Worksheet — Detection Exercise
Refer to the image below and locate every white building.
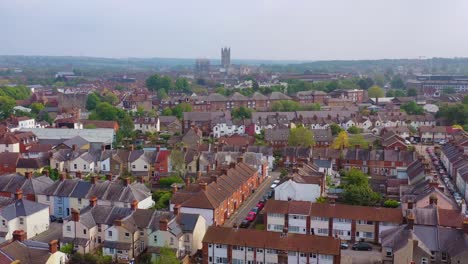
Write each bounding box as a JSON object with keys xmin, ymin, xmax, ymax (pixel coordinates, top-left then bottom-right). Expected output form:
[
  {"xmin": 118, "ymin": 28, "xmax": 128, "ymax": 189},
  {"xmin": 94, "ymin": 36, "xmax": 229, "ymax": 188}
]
[{"xmin": 274, "ymin": 177, "xmax": 322, "ymax": 202}]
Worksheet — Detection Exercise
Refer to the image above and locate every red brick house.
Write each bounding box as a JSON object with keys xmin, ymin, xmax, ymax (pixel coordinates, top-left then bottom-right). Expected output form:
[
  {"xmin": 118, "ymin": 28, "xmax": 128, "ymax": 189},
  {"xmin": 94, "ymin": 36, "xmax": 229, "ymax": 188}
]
[
  {"xmin": 170, "ymin": 162, "xmax": 259, "ymax": 226},
  {"xmin": 0, "ymin": 152, "xmax": 21, "ymax": 175}
]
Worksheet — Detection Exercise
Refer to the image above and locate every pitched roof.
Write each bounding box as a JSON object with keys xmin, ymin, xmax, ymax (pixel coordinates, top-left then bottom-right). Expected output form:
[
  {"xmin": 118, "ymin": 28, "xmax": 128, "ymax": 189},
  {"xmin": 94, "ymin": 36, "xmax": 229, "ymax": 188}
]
[{"xmin": 203, "ymin": 226, "xmax": 340, "ymax": 255}]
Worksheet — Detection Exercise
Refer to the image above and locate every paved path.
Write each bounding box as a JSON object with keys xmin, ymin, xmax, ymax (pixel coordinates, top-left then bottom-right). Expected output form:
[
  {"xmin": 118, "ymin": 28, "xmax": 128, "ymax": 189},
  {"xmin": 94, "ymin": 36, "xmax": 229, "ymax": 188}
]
[{"xmin": 224, "ymin": 171, "xmax": 280, "ymax": 227}]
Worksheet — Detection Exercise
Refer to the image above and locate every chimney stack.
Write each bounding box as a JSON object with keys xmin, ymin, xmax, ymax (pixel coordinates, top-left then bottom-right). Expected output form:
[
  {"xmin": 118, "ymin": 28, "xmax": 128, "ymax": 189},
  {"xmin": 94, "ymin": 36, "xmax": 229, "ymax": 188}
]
[
  {"xmin": 156, "ymin": 145, "xmax": 161, "ymax": 152},
  {"xmin": 49, "ymin": 240, "xmax": 58, "ymax": 254},
  {"xmin": 12, "ymin": 230, "xmax": 26, "ymax": 242},
  {"xmin": 59, "ymin": 172, "xmax": 66, "ymax": 181},
  {"xmin": 71, "ymin": 208, "xmax": 80, "ymax": 222},
  {"xmin": 159, "ymin": 218, "xmax": 168, "ymax": 231},
  {"xmin": 14, "ymin": 189, "xmax": 23, "ymax": 200},
  {"xmin": 463, "ymin": 219, "xmax": 468, "ymax": 235},
  {"xmin": 131, "ymin": 200, "xmax": 138, "ymax": 211},
  {"xmin": 90, "ymin": 176, "xmax": 97, "ymax": 184},
  {"xmin": 114, "ymin": 219, "xmax": 122, "ymax": 226},
  {"xmin": 197, "ymin": 171, "xmax": 202, "ymax": 180},
  {"xmin": 72, "ymin": 144, "xmax": 77, "ymax": 151},
  {"xmin": 408, "ymin": 200, "xmax": 414, "ymax": 209},
  {"xmin": 122, "ymin": 178, "xmax": 131, "ymax": 187},
  {"xmin": 229, "ymin": 162, "xmax": 236, "ymax": 169},
  {"xmin": 172, "ymin": 184, "xmax": 178, "ymax": 194},
  {"xmin": 407, "ymin": 213, "xmax": 414, "ymax": 230},
  {"xmin": 173, "ymin": 204, "xmax": 181, "ymax": 216},
  {"xmin": 25, "ymin": 172, "xmax": 32, "ymax": 179},
  {"xmin": 106, "ymin": 174, "xmax": 113, "ymax": 181},
  {"xmin": 89, "ymin": 197, "xmax": 97, "ymax": 207},
  {"xmin": 237, "ymin": 156, "xmax": 244, "ymax": 163},
  {"xmin": 210, "ymin": 175, "xmax": 217, "ymax": 183},
  {"xmin": 185, "ymin": 177, "xmax": 191, "ymax": 187},
  {"xmin": 221, "ymin": 168, "xmax": 227, "ymax": 176},
  {"xmin": 129, "ymin": 144, "xmax": 134, "ymax": 151},
  {"xmin": 199, "ymin": 182, "xmax": 207, "ymax": 191}
]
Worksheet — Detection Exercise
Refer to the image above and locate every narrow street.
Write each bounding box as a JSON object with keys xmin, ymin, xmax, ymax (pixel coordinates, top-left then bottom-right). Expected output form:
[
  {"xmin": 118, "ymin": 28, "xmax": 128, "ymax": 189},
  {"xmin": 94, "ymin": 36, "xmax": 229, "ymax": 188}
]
[{"xmin": 224, "ymin": 171, "xmax": 280, "ymax": 227}]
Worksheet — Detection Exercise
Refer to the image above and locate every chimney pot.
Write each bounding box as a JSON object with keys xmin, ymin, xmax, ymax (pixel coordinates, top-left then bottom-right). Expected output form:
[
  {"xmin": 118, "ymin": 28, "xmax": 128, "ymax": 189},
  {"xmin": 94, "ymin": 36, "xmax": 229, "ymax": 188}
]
[
  {"xmin": 89, "ymin": 196, "xmax": 97, "ymax": 207},
  {"xmin": 174, "ymin": 204, "xmax": 181, "ymax": 216},
  {"xmin": 12, "ymin": 230, "xmax": 26, "ymax": 242},
  {"xmin": 71, "ymin": 208, "xmax": 80, "ymax": 222},
  {"xmin": 131, "ymin": 200, "xmax": 138, "ymax": 211},
  {"xmin": 159, "ymin": 218, "xmax": 168, "ymax": 231},
  {"xmin": 14, "ymin": 189, "xmax": 23, "ymax": 200},
  {"xmin": 199, "ymin": 182, "xmax": 207, "ymax": 191}
]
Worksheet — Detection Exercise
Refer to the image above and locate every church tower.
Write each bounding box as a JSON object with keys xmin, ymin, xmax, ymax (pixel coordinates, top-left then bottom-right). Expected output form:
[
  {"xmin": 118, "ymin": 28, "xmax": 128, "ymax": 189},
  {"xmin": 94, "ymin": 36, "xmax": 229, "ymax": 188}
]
[{"xmin": 221, "ymin": 47, "xmax": 230, "ymax": 69}]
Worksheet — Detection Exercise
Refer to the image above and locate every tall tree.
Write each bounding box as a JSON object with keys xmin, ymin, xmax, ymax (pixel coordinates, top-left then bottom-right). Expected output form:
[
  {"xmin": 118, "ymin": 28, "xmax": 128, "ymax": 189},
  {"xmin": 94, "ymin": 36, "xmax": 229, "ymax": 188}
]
[
  {"xmin": 86, "ymin": 92, "xmax": 101, "ymax": 110},
  {"xmin": 332, "ymin": 131, "xmax": 350, "ymax": 150},
  {"xmin": 231, "ymin": 106, "xmax": 252, "ymax": 119},
  {"xmin": 368, "ymin": 85, "xmax": 385, "ymax": 103},
  {"xmin": 0, "ymin": 96, "xmax": 15, "ymax": 119},
  {"xmin": 288, "ymin": 126, "xmax": 315, "ymax": 147}
]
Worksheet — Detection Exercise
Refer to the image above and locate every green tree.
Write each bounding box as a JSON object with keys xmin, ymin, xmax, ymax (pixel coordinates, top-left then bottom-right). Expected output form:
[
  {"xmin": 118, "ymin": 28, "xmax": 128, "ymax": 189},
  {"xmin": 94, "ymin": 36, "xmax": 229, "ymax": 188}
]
[
  {"xmin": 341, "ymin": 169, "xmax": 380, "ymax": 206},
  {"xmin": 383, "ymin": 199, "xmax": 400, "ymax": 208},
  {"xmin": 154, "ymin": 246, "xmax": 180, "ymax": 264},
  {"xmin": 329, "ymin": 123, "xmax": 343, "ymax": 136},
  {"xmin": 90, "ymin": 102, "xmax": 119, "ymax": 120},
  {"xmin": 347, "ymin": 126, "xmax": 362, "ymax": 134},
  {"xmin": 390, "ymin": 75, "xmax": 405, "ymax": 89},
  {"xmin": 332, "ymin": 131, "xmax": 350, "ymax": 150},
  {"xmin": 232, "ymin": 106, "xmax": 252, "ymax": 119},
  {"xmin": 171, "ymin": 103, "xmax": 192, "ymax": 119},
  {"xmin": 401, "ymin": 101, "xmax": 424, "ymax": 115},
  {"xmin": 158, "ymin": 176, "xmax": 184, "ymax": 188},
  {"xmin": 288, "ymin": 126, "xmax": 315, "ymax": 147},
  {"xmin": 175, "ymin": 78, "xmax": 190, "ymax": 92},
  {"xmin": 60, "ymin": 243, "xmax": 73, "ymax": 254},
  {"xmin": 170, "ymin": 149, "xmax": 186, "ymax": 177},
  {"xmin": 271, "ymin": 100, "xmax": 301, "ymax": 111},
  {"xmin": 30, "ymin": 102, "xmax": 45, "ymax": 115},
  {"xmin": 394, "ymin": 90, "xmax": 406, "ymax": 97},
  {"xmin": 86, "ymin": 92, "xmax": 101, "ymax": 110},
  {"xmin": 102, "ymin": 93, "xmax": 118, "ymax": 105},
  {"xmin": 161, "ymin": 107, "xmax": 173, "ymax": 116},
  {"xmin": 0, "ymin": 96, "xmax": 15, "ymax": 119},
  {"xmin": 349, "ymin": 134, "xmax": 370, "ymax": 149},
  {"xmin": 368, "ymin": 85, "xmax": 385, "ymax": 103},
  {"xmin": 443, "ymin": 87, "xmax": 456, "ymax": 94},
  {"xmin": 407, "ymin": 88, "xmax": 418, "ymax": 96}
]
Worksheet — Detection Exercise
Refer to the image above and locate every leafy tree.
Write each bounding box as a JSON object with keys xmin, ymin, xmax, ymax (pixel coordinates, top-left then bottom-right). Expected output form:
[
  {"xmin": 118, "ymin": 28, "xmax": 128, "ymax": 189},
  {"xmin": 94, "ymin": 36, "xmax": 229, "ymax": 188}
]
[
  {"xmin": 271, "ymin": 100, "xmax": 301, "ymax": 111},
  {"xmin": 114, "ymin": 85, "xmax": 126, "ymax": 91},
  {"xmin": 329, "ymin": 123, "xmax": 343, "ymax": 136},
  {"xmin": 316, "ymin": 197, "xmax": 327, "ymax": 203},
  {"xmin": 171, "ymin": 103, "xmax": 192, "ymax": 119},
  {"xmin": 90, "ymin": 102, "xmax": 119, "ymax": 120},
  {"xmin": 0, "ymin": 96, "xmax": 15, "ymax": 119},
  {"xmin": 332, "ymin": 131, "xmax": 350, "ymax": 150},
  {"xmin": 60, "ymin": 243, "xmax": 73, "ymax": 254},
  {"xmin": 86, "ymin": 92, "xmax": 101, "ymax": 110},
  {"xmin": 368, "ymin": 85, "xmax": 385, "ymax": 103},
  {"xmin": 0, "ymin": 85, "xmax": 31, "ymax": 100},
  {"xmin": 175, "ymin": 78, "xmax": 190, "ymax": 93},
  {"xmin": 349, "ymin": 134, "xmax": 370, "ymax": 149},
  {"xmin": 386, "ymin": 90, "xmax": 395, "ymax": 97},
  {"xmin": 341, "ymin": 169, "xmax": 380, "ymax": 206},
  {"xmin": 152, "ymin": 190, "xmax": 173, "ymax": 209},
  {"xmin": 157, "ymin": 89, "xmax": 169, "ymax": 99},
  {"xmin": 158, "ymin": 176, "xmax": 184, "ymax": 188},
  {"xmin": 394, "ymin": 90, "xmax": 406, "ymax": 97},
  {"xmin": 347, "ymin": 126, "xmax": 362, "ymax": 134},
  {"xmin": 288, "ymin": 126, "xmax": 315, "ymax": 147},
  {"xmin": 383, "ymin": 199, "xmax": 400, "ymax": 208},
  {"xmin": 154, "ymin": 246, "xmax": 180, "ymax": 264},
  {"xmin": 301, "ymin": 103, "xmax": 321, "ymax": 111},
  {"xmin": 401, "ymin": 101, "xmax": 424, "ymax": 115},
  {"xmin": 407, "ymin": 88, "xmax": 418, "ymax": 96},
  {"xmin": 69, "ymin": 252, "xmax": 112, "ymax": 264},
  {"xmin": 232, "ymin": 106, "xmax": 252, "ymax": 119},
  {"xmin": 102, "ymin": 93, "xmax": 118, "ymax": 105},
  {"xmin": 161, "ymin": 107, "xmax": 173, "ymax": 116},
  {"xmin": 170, "ymin": 149, "xmax": 186, "ymax": 177},
  {"xmin": 357, "ymin": 77, "xmax": 374, "ymax": 90},
  {"xmin": 280, "ymin": 168, "xmax": 288, "ymax": 179},
  {"xmin": 30, "ymin": 102, "xmax": 45, "ymax": 115},
  {"xmin": 390, "ymin": 75, "xmax": 405, "ymax": 89}
]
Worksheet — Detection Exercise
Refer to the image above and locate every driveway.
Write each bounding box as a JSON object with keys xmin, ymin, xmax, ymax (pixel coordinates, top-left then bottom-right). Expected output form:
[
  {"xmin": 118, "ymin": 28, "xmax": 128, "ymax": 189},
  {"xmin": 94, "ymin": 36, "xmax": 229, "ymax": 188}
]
[
  {"xmin": 31, "ymin": 222, "xmax": 63, "ymax": 243},
  {"xmin": 224, "ymin": 171, "xmax": 280, "ymax": 227}
]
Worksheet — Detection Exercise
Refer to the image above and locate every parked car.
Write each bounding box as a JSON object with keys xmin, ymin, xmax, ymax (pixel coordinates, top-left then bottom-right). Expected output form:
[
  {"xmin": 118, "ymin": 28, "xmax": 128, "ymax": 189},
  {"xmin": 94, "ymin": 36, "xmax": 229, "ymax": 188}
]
[
  {"xmin": 250, "ymin": 207, "xmax": 259, "ymax": 214},
  {"xmin": 340, "ymin": 242, "xmax": 349, "ymax": 249},
  {"xmin": 267, "ymin": 189, "xmax": 274, "ymax": 198},
  {"xmin": 246, "ymin": 211, "xmax": 257, "ymax": 221},
  {"xmin": 270, "ymin": 184, "xmax": 278, "ymax": 189},
  {"xmin": 240, "ymin": 220, "xmax": 250, "ymax": 228},
  {"xmin": 273, "ymin": 179, "xmax": 280, "ymax": 184},
  {"xmin": 352, "ymin": 242, "xmax": 373, "ymax": 251},
  {"xmin": 256, "ymin": 201, "xmax": 265, "ymax": 211},
  {"xmin": 57, "ymin": 217, "xmax": 64, "ymax": 223},
  {"xmin": 50, "ymin": 215, "xmax": 57, "ymax": 222}
]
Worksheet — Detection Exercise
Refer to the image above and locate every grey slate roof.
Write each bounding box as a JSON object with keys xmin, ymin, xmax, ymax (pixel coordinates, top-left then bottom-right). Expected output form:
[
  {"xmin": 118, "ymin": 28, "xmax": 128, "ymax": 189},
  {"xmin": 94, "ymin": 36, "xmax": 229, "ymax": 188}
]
[
  {"xmin": 0, "ymin": 198, "xmax": 49, "ymax": 221},
  {"xmin": 0, "ymin": 174, "xmax": 53, "ymax": 196}
]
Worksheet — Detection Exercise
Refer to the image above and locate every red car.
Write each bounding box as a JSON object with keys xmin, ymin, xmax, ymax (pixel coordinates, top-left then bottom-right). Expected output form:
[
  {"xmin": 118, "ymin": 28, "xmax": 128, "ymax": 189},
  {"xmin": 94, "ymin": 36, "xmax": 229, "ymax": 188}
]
[
  {"xmin": 246, "ymin": 211, "xmax": 257, "ymax": 221},
  {"xmin": 256, "ymin": 201, "xmax": 265, "ymax": 211}
]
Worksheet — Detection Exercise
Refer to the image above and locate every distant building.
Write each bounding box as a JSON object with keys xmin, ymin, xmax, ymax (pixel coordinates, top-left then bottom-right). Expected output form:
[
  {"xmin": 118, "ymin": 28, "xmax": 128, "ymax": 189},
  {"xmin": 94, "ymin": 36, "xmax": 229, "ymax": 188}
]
[
  {"xmin": 195, "ymin": 59, "xmax": 210, "ymax": 76},
  {"xmin": 221, "ymin": 47, "xmax": 230, "ymax": 69},
  {"xmin": 407, "ymin": 74, "xmax": 468, "ymax": 97}
]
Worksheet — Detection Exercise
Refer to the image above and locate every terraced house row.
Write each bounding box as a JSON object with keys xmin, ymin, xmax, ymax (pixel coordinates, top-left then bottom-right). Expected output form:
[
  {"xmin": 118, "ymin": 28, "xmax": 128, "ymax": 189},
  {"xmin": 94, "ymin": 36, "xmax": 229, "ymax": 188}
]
[{"xmin": 264, "ymin": 200, "xmax": 403, "ymax": 243}]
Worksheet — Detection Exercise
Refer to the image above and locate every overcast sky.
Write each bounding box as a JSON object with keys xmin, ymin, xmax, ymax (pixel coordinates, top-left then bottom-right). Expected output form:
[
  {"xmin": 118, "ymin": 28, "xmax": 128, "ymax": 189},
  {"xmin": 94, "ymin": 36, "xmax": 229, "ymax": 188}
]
[{"xmin": 1, "ymin": 0, "xmax": 468, "ymax": 61}]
